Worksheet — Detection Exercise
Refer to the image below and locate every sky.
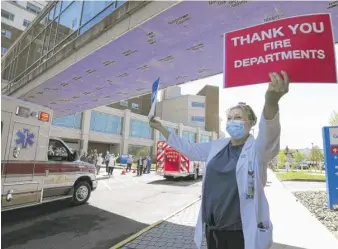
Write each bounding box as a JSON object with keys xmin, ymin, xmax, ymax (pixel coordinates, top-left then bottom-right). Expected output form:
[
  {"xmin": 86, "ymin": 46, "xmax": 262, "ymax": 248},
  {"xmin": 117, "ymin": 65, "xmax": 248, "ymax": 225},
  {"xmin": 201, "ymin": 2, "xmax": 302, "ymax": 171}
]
[{"xmin": 177, "ymin": 44, "xmax": 338, "ymax": 150}]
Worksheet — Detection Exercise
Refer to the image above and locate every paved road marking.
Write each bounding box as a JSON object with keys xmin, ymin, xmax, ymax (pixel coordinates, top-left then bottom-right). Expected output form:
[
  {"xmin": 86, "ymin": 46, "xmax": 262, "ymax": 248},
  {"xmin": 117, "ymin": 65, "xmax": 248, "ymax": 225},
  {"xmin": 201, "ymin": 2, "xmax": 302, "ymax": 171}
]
[{"xmin": 102, "ymin": 181, "xmax": 112, "ymax": 191}]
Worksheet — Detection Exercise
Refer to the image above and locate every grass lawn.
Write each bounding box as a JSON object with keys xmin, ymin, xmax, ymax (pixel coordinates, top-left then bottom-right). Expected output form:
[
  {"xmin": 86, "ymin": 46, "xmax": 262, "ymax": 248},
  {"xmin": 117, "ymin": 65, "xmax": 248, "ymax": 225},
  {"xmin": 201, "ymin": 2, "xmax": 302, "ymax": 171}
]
[{"xmin": 275, "ymin": 171, "xmax": 326, "ymax": 182}]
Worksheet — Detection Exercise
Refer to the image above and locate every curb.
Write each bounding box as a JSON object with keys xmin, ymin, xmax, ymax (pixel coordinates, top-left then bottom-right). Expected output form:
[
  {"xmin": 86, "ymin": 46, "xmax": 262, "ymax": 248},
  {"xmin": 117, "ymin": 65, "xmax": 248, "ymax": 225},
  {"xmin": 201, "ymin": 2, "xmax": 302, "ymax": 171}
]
[
  {"xmin": 280, "ymin": 179, "xmax": 326, "ymax": 183},
  {"xmin": 109, "ymin": 197, "xmax": 201, "ymax": 249}
]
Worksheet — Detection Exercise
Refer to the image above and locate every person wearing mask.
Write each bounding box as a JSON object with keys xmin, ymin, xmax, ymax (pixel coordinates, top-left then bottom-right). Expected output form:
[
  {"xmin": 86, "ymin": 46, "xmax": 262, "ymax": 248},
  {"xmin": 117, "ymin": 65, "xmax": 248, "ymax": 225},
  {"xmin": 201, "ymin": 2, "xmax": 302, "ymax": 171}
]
[
  {"xmin": 149, "ymin": 71, "xmax": 289, "ymax": 249},
  {"xmin": 137, "ymin": 157, "xmax": 143, "ymax": 176},
  {"xmin": 126, "ymin": 155, "xmax": 133, "ymax": 172},
  {"xmin": 107, "ymin": 153, "xmax": 119, "ymax": 177},
  {"xmin": 105, "ymin": 151, "xmax": 111, "ymax": 173}
]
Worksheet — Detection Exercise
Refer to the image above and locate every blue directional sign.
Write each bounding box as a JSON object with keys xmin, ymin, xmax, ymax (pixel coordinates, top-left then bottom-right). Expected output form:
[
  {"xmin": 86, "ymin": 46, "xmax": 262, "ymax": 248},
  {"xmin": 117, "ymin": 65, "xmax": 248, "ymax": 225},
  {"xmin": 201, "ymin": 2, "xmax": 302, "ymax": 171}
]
[{"xmin": 322, "ymin": 126, "xmax": 338, "ymax": 209}]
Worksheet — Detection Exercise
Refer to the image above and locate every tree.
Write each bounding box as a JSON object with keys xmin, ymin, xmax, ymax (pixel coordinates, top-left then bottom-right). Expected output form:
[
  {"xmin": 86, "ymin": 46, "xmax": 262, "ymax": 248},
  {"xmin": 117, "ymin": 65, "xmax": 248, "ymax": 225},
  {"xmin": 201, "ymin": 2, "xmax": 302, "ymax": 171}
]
[
  {"xmin": 277, "ymin": 150, "xmax": 286, "ymax": 169},
  {"xmin": 293, "ymin": 151, "xmax": 305, "ymax": 169},
  {"xmin": 308, "ymin": 146, "xmax": 324, "ymax": 169},
  {"xmin": 329, "ymin": 110, "xmax": 338, "ymax": 126}
]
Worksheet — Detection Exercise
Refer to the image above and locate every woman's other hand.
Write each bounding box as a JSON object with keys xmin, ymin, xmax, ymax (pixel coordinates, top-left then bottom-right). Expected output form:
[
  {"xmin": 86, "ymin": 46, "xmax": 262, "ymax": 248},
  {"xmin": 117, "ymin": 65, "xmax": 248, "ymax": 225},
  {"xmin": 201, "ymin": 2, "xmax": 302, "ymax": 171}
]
[
  {"xmin": 265, "ymin": 71, "xmax": 290, "ymax": 105},
  {"xmin": 149, "ymin": 118, "xmax": 170, "ymax": 140},
  {"xmin": 149, "ymin": 118, "xmax": 163, "ymax": 131}
]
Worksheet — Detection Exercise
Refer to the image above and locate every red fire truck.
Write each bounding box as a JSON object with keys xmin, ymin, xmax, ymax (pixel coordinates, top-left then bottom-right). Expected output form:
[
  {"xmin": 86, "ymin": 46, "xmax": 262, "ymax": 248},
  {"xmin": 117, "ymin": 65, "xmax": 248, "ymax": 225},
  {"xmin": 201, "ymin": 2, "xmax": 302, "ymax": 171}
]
[
  {"xmin": 1, "ymin": 95, "xmax": 98, "ymax": 211},
  {"xmin": 156, "ymin": 141, "xmax": 205, "ymax": 180}
]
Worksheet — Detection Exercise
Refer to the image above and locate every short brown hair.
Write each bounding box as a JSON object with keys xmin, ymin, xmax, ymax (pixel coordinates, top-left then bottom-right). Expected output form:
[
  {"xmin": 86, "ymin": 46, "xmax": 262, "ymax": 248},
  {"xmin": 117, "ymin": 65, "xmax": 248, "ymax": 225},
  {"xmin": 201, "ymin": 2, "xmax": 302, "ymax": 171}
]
[{"xmin": 226, "ymin": 102, "xmax": 257, "ymax": 126}]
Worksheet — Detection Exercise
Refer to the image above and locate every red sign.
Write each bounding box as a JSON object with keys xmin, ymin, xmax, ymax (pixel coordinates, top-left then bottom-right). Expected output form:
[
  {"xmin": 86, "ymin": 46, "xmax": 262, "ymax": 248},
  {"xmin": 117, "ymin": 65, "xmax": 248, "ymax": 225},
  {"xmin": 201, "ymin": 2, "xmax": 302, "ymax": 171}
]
[
  {"xmin": 224, "ymin": 14, "xmax": 337, "ymax": 88},
  {"xmin": 331, "ymin": 145, "xmax": 338, "ymax": 154}
]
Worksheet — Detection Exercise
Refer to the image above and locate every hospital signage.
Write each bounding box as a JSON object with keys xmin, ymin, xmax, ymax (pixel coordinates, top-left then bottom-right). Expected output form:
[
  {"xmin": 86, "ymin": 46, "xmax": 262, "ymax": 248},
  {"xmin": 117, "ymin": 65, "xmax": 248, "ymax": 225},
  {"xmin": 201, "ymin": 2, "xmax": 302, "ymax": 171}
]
[
  {"xmin": 322, "ymin": 126, "xmax": 338, "ymax": 209},
  {"xmin": 224, "ymin": 14, "xmax": 337, "ymax": 88}
]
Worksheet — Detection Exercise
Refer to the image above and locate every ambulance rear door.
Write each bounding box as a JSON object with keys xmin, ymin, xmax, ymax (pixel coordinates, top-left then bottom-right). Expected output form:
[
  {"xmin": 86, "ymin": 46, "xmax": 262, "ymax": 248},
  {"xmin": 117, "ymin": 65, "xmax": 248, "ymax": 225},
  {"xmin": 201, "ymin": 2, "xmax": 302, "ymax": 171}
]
[{"xmin": 2, "ymin": 121, "xmax": 40, "ymax": 209}]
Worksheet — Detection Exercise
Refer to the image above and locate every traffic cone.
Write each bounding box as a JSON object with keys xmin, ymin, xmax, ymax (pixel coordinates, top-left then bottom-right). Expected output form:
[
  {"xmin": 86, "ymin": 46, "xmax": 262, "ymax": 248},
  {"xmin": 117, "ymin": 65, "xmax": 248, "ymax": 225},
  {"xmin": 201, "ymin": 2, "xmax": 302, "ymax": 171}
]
[{"xmin": 121, "ymin": 167, "xmax": 126, "ymax": 175}]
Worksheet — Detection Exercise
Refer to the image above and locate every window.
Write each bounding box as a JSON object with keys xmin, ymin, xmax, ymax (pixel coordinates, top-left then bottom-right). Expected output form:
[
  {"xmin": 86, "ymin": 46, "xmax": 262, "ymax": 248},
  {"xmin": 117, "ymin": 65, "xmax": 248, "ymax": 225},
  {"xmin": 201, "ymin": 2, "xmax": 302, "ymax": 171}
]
[
  {"xmin": 55, "ymin": 1, "xmax": 82, "ymax": 45},
  {"xmin": 48, "ymin": 139, "xmax": 70, "ymax": 161},
  {"xmin": 23, "ymin": 19, "xmax": 31, "ymax": 28},
  {"xmin": 129, "ymin": 119, "xmax": 152, "ymax": 139},
  {"xmin": 52, "ymin": 112, "xmax": 82, "ymax": 129},
  {"xmin": 191, "ymin": 116, "xmax": 205, "ymax": 122},
  {"xmin": 182, "ymin": 131, "xmax": 195, "ymax": 142},
  {"xmin": 1, "ymin": 47, "xmax": 8, "ymax": 56},
  {"xmin": 1, "ymin": 9, "xmax": 15, "ymax": 21},
  {"xmin": 159, "ymin": 126, "xmax": 178, "ymax": 141},
  {"xmin": 90, "ymin": 111, "xmax": 122, "ymax": 135},
  {"xmin": 120, "ymin": 100, "xmax": 128, "ymax": 107},
  {"xmin": 132, "ymin": 103, "xmax": 139, "ymax": 110},
  {"xmin": 1, "ymin": 29, "xmax": 12, "ymax": 39},
  {"xmin": 200, "ymin": 135, "xmax": 211, "ymax": 143},
  {"xmin": 191, "ymin": 102, "xmax": 205, "ymax": 108},
  {"xmin": 81, "ymin": 1, "xmax": 112, "ymax": 26},
  {"xmin": 79, "ymin": 1, "xmax": 116, "ymax": 35},
  {"xmin": 26, "ymin": 2, "xmax": 41, "ymax": 14}
]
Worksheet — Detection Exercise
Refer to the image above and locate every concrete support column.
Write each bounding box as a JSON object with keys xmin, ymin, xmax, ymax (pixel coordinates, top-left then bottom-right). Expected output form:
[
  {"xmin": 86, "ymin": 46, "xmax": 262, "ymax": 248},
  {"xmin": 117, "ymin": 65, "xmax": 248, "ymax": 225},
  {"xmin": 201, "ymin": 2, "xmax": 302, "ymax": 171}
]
[
  {"xmin": 196, "ymin": 127, "xmax": 201, "ymax": 143},
  {"xmin": 121, "ymin": 109, "xmax": 131, "ymax": 154},
  {"xmin": 178, "ymin": 123, "xmax": 184, "ymax": 137},
  {"xmin": 80, "ymin": 110, "xmax": 91, "ymax": 152},
  {"xmin": 212, "ymin": 131, "xmax": 218, "ymax": 140}
]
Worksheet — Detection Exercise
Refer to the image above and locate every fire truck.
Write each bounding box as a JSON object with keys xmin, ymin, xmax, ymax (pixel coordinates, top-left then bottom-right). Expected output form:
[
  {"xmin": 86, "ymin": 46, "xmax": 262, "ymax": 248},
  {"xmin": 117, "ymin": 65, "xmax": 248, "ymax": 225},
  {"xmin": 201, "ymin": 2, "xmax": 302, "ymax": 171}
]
[
  {"xmin": 156, "ymin": 141, "xmax": 205, "ymax": 180},
  {"xmin": 1, "ymin": 95, "xmax": 98, "ymax": 211}
]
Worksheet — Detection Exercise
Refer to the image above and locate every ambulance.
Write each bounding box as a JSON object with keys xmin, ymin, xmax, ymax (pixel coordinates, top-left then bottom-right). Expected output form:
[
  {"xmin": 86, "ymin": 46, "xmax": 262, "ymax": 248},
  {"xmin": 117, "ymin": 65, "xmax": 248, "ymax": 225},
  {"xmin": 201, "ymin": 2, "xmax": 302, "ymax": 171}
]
[
  {"xmin": 1, "ymin": 95, "xmax": 98, "ymax": 212},
  {"xmin": 156, "ymin": 141, "xmax": 205, "ymax": 180}
]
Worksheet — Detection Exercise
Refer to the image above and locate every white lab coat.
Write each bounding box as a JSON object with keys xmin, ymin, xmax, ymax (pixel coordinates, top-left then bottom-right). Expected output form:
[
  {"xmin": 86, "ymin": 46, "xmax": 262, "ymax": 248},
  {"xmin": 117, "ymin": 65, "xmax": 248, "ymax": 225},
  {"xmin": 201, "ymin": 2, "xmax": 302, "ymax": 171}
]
[{"xmin": 167, "ymin": 112, "xmax": 281, "ymax": 249}]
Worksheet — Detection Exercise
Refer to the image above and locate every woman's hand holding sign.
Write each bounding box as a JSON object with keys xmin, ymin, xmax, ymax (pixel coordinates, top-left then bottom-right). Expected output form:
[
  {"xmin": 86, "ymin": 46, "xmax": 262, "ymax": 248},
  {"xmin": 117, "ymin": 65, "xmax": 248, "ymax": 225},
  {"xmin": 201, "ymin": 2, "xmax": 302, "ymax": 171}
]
[{"xmin": 264, "ymin": 71, "xmax": 290, "ymax": 120}]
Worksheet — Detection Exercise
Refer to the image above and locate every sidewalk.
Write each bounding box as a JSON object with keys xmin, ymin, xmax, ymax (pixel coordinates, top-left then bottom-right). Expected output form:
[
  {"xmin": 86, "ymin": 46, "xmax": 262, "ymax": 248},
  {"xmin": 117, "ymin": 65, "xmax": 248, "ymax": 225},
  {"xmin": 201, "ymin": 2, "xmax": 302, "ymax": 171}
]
[
  {"xmin": 96, "ymin": 165, "xmax": 154, "ymax": 180},
  {"xmin": 116, "ymin": 170, "xmax": 338, "ymax": 249}
]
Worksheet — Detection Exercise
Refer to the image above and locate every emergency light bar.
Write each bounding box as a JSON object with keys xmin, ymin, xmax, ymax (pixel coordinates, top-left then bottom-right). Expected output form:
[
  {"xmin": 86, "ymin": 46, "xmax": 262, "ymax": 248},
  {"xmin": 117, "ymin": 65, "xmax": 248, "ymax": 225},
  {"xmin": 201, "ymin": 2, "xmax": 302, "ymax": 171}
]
[{"xmin": 38, "ymin": 112, "xmax": 50, "ymax": 122}]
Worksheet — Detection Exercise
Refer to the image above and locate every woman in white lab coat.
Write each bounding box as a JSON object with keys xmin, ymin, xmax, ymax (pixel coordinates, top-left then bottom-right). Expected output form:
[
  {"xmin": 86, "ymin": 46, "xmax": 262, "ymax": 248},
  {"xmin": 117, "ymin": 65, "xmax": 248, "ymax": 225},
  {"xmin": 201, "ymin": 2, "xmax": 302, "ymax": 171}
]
[{"xmin": 149, "ymin": 71, "xmax": 289, "ymax": 249}]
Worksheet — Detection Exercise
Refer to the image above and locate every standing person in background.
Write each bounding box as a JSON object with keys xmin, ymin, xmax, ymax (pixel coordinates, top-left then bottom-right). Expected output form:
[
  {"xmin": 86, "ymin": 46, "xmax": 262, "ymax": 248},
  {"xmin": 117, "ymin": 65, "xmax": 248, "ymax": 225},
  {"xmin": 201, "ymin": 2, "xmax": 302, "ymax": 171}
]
[
  {"xmin": 147, "ymin": 156, "xmax": 152, "ymax": 174},
  {"xmin": 143, "ymin": 157, "xmax": 148, "ymax": 174},
  {"xmin": 108, "ymin": 153, "xmax": 120, "ymax": 177},
  {"xmin": 93, "ymin": 149, "xmax": 99, "ymax": 175},
  {"xmin": 126, "ymin": 155, "xmax": 133, "ymax": 172},
  {"xmin": 105, "ymin": 151, "xmax": 111, "ymax": 173},
  {"xmin": 137, "ymin": 157, "xmax": 143, "ymax": 176}
]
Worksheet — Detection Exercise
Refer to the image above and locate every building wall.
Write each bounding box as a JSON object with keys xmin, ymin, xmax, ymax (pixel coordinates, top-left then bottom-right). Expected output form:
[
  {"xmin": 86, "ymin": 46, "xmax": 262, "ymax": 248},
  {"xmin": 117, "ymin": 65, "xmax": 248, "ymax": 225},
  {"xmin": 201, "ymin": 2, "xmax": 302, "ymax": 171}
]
[
  {"xmin": 51, "ymin": 106, "xmax": 217, "ymax": 157},
  {"xmin": 198, "ymin": 85, "xmax": 220, "ymax": 135},
  {"xmin": 107, "ymin": 93, "xmax": 151, "ymax": 116},
  {"xmin": 156, "ymin": 94, "xmax": 206, "ymax": 129},
  {"xmin": 1, "ymin": 1, "xmax": 47, "ymax": 57}
]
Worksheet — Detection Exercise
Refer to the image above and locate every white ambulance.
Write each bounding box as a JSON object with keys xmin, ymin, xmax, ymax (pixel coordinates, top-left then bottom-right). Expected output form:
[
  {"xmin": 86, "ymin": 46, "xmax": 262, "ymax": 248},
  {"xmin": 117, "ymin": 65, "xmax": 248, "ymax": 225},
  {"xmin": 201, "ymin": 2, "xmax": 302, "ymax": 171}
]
[
  {"xmin": 1, "ymin": 95, "xmax": 98, "ymax": 211},
  {"xmin": 156, "ymin": 141, "xmax": 205, "ymax": 180}
]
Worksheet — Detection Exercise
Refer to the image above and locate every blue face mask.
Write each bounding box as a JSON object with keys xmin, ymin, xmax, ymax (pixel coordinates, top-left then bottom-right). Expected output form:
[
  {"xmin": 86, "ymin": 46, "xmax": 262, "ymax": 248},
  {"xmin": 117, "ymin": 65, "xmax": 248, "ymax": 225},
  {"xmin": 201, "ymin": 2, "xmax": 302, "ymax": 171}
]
[{"xmin": 226, "ymin": 120, "xmax": 246, "ymax": 139}]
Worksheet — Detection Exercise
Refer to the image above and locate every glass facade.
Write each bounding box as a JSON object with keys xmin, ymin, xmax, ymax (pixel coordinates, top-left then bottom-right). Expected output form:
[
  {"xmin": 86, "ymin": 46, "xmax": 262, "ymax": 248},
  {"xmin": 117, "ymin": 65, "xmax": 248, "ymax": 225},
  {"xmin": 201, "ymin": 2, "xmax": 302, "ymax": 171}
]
[
  {"xmin": 1, "ymin": 0, "xmax": 128, "ymax": 88},
  {"xmin": 129, "ymin": 119, "xmax": 152, "ymax": 139},
  {"xmin": 52, "ymin": 112, "xmax": 82, "ymax": 129},
  {"xmin": 90, "ymin": 111, "xmax": 122, "ymax": 135},
  {"xmin": 182, "ymin": 131, "xmax": 195, "ymax": 142},
  {"xmin": 200, "ymin": 134, "xmax": 211, "ymax": 143},
  {"xmin": 159, "ymin": 126, "xmax": 178, "ymax": 141}
]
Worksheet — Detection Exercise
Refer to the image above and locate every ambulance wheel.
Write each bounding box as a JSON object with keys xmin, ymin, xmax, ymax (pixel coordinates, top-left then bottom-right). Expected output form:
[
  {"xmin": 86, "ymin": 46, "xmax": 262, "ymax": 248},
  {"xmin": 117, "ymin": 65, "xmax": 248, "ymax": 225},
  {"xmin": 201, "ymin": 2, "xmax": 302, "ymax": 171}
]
[{"xmin": 72, "ymin": 181, "xmax": 91, "ymax": 205}]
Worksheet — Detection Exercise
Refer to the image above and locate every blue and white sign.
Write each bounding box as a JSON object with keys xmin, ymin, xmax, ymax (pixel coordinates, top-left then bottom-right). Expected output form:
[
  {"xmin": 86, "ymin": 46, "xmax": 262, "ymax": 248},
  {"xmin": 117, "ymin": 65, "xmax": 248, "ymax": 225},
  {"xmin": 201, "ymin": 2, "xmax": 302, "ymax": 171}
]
[
  {"xmin": 148, "ymin": 78, "xmax": 160, "ymax": 120},
  {"xmin": 322, "ymin": 126, "xmax": 338, "ymax": 209},
  {"xmin": 120, "ymin": 154, "xmax": 129, "ymax": 165}
]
